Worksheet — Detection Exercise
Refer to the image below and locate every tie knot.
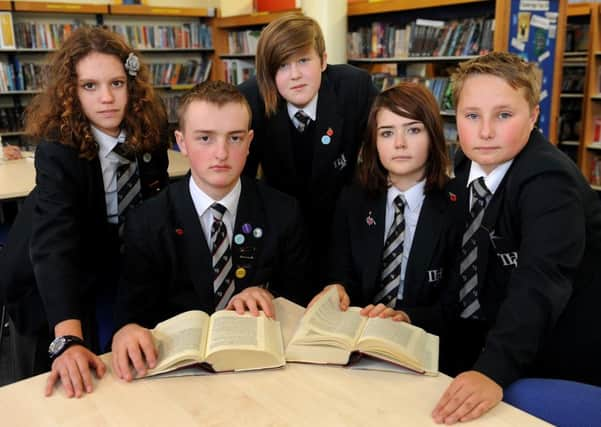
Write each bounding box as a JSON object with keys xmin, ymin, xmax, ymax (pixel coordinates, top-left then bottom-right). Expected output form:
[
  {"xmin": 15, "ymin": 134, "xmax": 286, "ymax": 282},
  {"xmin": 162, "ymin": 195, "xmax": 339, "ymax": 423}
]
[
  {"xmin": 113, "ymin": 143, "xmax": 134, "ymax": 161},
  {"xmin": 294, "ymin": 110, "xmax": 311, "ymax": 126},
  {"xmin": 211, "ymin": 203, "xmax": 226, "ymax": 220},
  {"xmin": 471, "ymin": 177, "xmax": 491, "ymax": 201},
  {"xmin": 393, "ymin": 194, "xmax": 405, "ymax": 213}
]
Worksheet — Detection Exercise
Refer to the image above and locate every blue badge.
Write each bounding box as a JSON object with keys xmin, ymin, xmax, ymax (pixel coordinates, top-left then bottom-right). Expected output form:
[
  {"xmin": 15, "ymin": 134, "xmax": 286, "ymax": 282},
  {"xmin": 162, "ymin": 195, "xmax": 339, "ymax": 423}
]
[
  {"xmin": 321, "ymin": 135, "xmax": 331, "ymax": 145},
  {"xmin": 242, "ymin": 223, "xmax": 252, "ymax": 234},
  {"xmin": 252, "ymin": 227, "xmax": 263, "ymax": 239},
  {"xmin": 234, "ymin": 234, "xmax": 245, "ymax": 245}
]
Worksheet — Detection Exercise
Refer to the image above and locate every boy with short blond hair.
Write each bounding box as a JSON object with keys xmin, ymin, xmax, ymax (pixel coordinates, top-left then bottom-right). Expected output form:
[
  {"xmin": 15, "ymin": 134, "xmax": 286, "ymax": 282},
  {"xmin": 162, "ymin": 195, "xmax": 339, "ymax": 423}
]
[
  {"xmin": 432, "ymin": 52, "xmax": 601, "ymax": 423},
  {"xmin": 111, "ymin": 81, "xmax": 309, "ymax": 381}
]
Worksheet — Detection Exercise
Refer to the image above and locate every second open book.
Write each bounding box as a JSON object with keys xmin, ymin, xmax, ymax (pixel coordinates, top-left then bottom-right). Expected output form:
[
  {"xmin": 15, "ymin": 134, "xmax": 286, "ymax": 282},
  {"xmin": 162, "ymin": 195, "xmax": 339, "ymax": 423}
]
[{"xmin": 285, "ymin": 287, "xmax": 439, "ymax": 375}]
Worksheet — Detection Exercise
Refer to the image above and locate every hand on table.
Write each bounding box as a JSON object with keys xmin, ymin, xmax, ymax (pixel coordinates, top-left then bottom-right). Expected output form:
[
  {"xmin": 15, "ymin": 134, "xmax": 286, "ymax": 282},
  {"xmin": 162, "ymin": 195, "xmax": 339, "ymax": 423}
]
[
  {"xmin": 45, "ymin": 345, "xmax": 105, "ymax": 398},
  {"xmin": 111, "ymin": 323, "xmax": 157, "ymax": 382},
  {"xmin": 432, "ymin": 370, "xmax": 503, "ymax": 424}
]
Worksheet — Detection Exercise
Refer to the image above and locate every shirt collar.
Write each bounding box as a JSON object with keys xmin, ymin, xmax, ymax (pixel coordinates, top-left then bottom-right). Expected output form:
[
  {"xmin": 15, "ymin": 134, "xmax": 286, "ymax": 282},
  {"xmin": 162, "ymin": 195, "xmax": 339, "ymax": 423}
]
[
  {"xmin": 92, "ymin": 125, "xmax": 127, "ymax": 159},
  {"xmin": 387, "ymin": 179, "xmax": 426, "ymax": 212},
  {"xmin": 287, "ymin": 94, "xmax": 318, "ymax": 124},
  {"xmin": 188, "ymin": 176, "xmax": 242, "ymax": 219},
  {"xmin": 467, "ymin": 160, "xmax": 513, "ymax": 195}
]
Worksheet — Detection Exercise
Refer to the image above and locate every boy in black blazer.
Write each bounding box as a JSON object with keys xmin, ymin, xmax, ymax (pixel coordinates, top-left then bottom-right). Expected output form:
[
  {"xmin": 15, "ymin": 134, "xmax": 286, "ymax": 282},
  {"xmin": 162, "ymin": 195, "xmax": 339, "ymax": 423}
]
[
  {"xmin": 111, "ymin": 81, "xmax": 310, "ymax": 381},
  {"xmin": 432, "ymin": 52, "xmax": 601, "ymax": 424},
  {"xmin": 238, "ymin": 14, "xmax": 378, "ymax": 293}
]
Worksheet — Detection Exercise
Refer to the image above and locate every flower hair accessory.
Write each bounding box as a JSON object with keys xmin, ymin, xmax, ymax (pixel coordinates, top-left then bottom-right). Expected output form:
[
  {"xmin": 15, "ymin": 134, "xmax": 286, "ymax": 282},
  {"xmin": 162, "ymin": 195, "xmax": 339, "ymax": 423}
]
[{"xmin": 124, "ymin": 52, "xmax": 139, "ymax": 77}]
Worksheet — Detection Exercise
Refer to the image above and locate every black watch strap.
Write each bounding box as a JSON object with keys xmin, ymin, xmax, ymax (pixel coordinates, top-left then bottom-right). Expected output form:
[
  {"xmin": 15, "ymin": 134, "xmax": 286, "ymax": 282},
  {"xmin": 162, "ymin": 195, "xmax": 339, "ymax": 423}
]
[{"xmin": 48, "ymin": 335, "xmax": 86, "ymax": 361}]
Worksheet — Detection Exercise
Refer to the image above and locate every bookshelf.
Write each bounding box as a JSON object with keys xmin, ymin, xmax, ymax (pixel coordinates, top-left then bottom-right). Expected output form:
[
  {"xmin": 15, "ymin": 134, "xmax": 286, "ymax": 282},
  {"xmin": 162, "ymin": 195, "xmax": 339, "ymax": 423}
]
[
  {"xmin": 580, "ymin": 3, "xmax": 601, "ymax": 187},
  {"xmin": 346, "ymin": 0, "xmax": 511, "ymax": 163},
  {"xmin": 558, "ymin": 4, "xmax": 590, "ymax": 164},
  {"xmin": 211, "ymin": 9, "xmax": 302, "ymax": 85},
  {"xmin": 0, "ymin": 2, "xmax": 216, "ymax": 143}
]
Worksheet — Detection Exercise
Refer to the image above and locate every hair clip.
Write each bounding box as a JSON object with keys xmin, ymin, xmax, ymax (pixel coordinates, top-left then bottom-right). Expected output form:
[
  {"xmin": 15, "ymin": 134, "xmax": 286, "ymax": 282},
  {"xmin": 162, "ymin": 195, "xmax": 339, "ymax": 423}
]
[{"xmin": 124, "ymin": 52, "xmax": 139, "ymax": 77}]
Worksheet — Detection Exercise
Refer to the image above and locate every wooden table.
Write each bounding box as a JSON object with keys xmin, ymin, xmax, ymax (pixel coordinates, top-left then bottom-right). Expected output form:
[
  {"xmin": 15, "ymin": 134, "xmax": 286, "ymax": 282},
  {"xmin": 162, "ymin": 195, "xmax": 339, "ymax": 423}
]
[
  {"xmin": 0, "ymin": 299, "xmax": 550, "ymax": 427},
  {"xmin": 0, "ymin": 150, "xmax": 190, "ymax": 201}
]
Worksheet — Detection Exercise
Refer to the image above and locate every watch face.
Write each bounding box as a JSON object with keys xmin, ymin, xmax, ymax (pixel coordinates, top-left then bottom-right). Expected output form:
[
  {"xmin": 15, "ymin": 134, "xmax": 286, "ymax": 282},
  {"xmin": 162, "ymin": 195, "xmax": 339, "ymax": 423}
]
[{"xmin": 49, "ymin": 336, "xmax": 67, "ymax": 355}]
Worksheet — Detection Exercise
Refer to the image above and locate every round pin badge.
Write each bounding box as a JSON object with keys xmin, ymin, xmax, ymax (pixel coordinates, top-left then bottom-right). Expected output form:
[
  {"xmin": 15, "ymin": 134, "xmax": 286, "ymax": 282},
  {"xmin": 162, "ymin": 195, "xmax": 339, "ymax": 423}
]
[
  {"xmin": 143, "ymin": 152, "xmax": 152, "ymax": 163},
  {"xmin": 326, "ymin": 128, "xmax": 334, "ymax": 136},
  {"xmin": 234, "ymin": 234, "xmax": 245, "ymax": 245},
  {"xmin": 235, "ymin": 267, "xmax": 247, "ymax": 279},
  {"xmin": 241, "ymin": 223, "xmax": 252, "ymax": 234},
  {"xmin": 321, "ymin": 135, "xmax": 331, "ymax": 145},
  {"xmin": 252, "ymin": 227, "xmax": 263, "ymax": 239}
]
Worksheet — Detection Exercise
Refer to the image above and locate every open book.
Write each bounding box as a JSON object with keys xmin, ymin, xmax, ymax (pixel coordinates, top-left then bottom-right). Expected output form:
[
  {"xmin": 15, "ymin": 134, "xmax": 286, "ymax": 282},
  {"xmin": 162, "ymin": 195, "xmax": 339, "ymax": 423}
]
[
  {"xmin": 285, "ymin": 287, "xmax": 439, "ymax": 375},
  {"xmin": 144, "ymin": 309, "xmax": 285, "ymax": 377}
]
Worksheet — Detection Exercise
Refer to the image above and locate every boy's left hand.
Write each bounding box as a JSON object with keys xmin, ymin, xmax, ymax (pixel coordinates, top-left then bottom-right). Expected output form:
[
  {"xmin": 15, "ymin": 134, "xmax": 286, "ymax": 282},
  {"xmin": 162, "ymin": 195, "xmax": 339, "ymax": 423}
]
[
  {"xmin": 227, "ymin": 286, "xmax": 275, "ymax": 318},
  {"xmin": 432, "ymin": 371, "xmax": 502, "ymax": 424},
  {"xmin": 360, "ymin": 303, "xmax": 410, "ymax": 322}
]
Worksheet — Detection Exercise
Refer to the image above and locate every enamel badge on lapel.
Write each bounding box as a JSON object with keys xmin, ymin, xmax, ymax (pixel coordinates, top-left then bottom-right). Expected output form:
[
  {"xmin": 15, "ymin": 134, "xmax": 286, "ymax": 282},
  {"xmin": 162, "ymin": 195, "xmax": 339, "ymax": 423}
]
[
  {"xmin": 252, "ymin": 227, "xmax": 263, "ymax": 239},
  {"xmin": 143, "ymin": 152, "xmax": 152, "ymax": 163},
  {"xmin": 449, "ymin": 192, "xmax": 457, "ymax": 202},
  {"xmin": 175, "ymin": 228, "xmax": 184, "ymax": 236},
  {"xmin": 366, "ymin": 211, "xmax": 376, "ymax": 227},
  {"xmin": 242, "ymin": 223, "xmax": 252, "ymax": 234},
  {"xmin": 234, "ymin": 234, "xmax": 245, "ymax": 245},
  {"xmin": 321, "ymin": 128, "xmax": 333, "ymax": 145}
]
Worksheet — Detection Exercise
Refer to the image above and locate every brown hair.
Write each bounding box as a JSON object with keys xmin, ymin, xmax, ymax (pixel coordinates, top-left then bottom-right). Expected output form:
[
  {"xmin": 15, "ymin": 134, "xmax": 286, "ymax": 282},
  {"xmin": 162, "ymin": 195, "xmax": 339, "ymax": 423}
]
[
  {"xmin": 358, "ymin": 82, "xmax": 449, "ymax": 196},
  {"xmin": 25, "ymin": 26, "xmax": 167, "ymax": 159},
  {"xmin": 176, "ymin": 80, "xmax": 252, "ymax": 131},
  {"xmin": 255, "ymin": 14, "xmax": 326, "ymax": 116},
  {"xmin": 451, "ymin": 51, "xmax": 542, "ymax": 110}
]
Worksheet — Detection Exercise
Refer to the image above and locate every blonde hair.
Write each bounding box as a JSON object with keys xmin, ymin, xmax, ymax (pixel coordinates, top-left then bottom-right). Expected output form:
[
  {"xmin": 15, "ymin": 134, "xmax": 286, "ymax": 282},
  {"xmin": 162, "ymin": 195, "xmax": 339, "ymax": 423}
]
[
  {"xmin": 451, "ymin": 51, "xmax": 542, "ymax": 110},
  {"xmin": 255, "ymin": 14, "xmax": 326, "ymax": 116}
]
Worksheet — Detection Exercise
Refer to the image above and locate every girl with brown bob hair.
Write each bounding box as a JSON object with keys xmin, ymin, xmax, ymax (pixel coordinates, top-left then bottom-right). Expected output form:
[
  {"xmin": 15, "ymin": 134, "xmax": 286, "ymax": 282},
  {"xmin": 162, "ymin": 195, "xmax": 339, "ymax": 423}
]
[
  {"xmin": 0, "ymin": 26, "xmax": 169, "ymax": 397},
  {"xmin": 310, "ymin": 83, "xmax": 458, "ymax": 331}
]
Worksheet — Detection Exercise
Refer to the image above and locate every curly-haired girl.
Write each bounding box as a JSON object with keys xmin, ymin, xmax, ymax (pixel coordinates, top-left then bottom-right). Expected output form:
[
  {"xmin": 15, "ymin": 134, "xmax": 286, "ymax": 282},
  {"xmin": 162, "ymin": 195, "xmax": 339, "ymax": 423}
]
[{"xmin": 0, "ymin": 26, "xmax": 169, "ymax": 397}]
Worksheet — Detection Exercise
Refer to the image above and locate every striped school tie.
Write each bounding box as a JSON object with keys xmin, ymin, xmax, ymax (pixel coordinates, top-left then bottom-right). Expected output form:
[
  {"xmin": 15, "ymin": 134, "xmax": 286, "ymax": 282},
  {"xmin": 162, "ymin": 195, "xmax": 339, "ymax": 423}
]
[
  {"xmin": 375, "ymin": 194, "xmax": 405, "ymax": 307},
  {"xmin": 113, "ymin": 143, "xmax": 142, "ymax": 236},
  {"xmin": 294, "ymin": 110, "xmax": 311, "ymax": 133},
  {"xmin": 459, "ymin": 177, "xmax": 492, "ymax": 319},
  {"xmin": 211, "ymin": 203, "xmax": 235, "ymax": 311}
]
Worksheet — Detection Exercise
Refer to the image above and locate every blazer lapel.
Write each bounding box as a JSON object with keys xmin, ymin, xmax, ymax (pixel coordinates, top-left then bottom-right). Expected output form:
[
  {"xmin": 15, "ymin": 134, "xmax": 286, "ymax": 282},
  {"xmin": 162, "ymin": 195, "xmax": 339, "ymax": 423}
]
[
  {"xmin": 312, "ymin": 73, "xmax": 344, "ymax": 181},
  {"xmin": 169, "ymin": 178, "xmax": 214, "ymax": 306},
  {"xmin": 404, "ymin": 192, "xmax": 445, "ymax": 303},
  {"xmin": 266, "ymin": 103, "xmax": 298, "ymax": 178},
  {"xmin": 362, "ymin": 193, "xmax": 387, "ymax": 301},
  {"xmin": 231, "ymin": 177, "xmax": 266, "ymax": 290}
]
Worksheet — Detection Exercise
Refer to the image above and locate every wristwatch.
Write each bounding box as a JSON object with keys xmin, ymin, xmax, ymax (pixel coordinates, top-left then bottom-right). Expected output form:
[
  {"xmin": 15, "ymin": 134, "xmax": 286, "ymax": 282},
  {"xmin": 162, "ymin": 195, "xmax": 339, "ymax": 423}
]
[{"xmin": 48, "ymin": 335, "xmax": 86, "ymax": 361}]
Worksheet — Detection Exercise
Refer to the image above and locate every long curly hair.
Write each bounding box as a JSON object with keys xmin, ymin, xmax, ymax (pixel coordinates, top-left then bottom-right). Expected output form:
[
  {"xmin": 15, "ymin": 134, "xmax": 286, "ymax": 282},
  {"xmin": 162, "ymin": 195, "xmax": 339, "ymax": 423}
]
[{"xmin": 25, "ymin": 26, "xmax": 167, "ymax": 159}]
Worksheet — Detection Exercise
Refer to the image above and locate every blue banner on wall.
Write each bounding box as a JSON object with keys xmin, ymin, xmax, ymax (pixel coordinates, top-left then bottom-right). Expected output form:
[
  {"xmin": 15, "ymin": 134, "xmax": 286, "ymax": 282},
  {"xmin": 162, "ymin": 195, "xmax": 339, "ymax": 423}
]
[{"xmin": 508, "ymin": 0, "xmax": 560, "ymax": 138}]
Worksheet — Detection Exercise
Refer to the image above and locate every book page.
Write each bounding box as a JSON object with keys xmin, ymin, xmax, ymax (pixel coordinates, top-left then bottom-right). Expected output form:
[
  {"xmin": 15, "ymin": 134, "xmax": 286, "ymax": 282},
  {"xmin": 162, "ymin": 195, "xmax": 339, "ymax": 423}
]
[
  {"xmin": 296, "ymin": 286, "xmax": 366, "ymax": 346},
  {"xmin": 205, "ymin": 311, "xmax": 285, "ymax": 372},
  {"xmin": 149, "ymin": 310, "xmax": 210, "ymax": 374},
  {"xmin": 356, "ymin": 317, "xmax": 439, "ymax": 375}
]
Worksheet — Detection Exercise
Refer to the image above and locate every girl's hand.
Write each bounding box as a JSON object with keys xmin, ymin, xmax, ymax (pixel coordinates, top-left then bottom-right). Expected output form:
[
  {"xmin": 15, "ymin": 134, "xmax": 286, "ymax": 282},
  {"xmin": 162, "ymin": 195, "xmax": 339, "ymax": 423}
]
[
  {"xmin": 307, "ymin": 284, "xmax": 350, "ymax": 311},
  {"xmin": 360, "ymin": 303, "xmax": 411, "ymax": 322}
]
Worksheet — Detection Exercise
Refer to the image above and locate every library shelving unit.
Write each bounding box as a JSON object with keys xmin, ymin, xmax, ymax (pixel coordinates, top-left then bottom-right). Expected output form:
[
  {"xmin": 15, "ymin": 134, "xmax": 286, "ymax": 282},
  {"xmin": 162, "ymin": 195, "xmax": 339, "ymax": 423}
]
[
  {"xmin": 0, "ymin": 2, "xmax": 106, "ymax": 145},
  {"xmin": 346, "ymin": 0, "xmax": 510, "ymax": 161},
  {"xmin": 0, "ymin": 2, "xmax": 216, "ymax": 141},
  {"xmin": 579, "ymin": 3, "xmax": 601, "ymax": 189},
  {"xmin": 105, "ymin": 4, "xmax": 215, "ymax": 125},
  {"xmin": 558, "ymin": 2, "xmax": 593, "ymax": 165},
  {"xmin": 211, "ymin": 9, "xmax": 302, "ymax": 85}
]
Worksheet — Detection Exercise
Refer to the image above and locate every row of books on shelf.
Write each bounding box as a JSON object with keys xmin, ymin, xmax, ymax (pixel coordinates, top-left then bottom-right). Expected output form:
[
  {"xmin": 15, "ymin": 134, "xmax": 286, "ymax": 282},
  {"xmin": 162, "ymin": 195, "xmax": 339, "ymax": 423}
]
[
  {"xmin": 13, "ymin": 21, "xmax": 86, "ymax": 49},
  {"xmin": 348, "ymin": 17, "xmax": 494, "ymax": 59},
  {"xmin": 565, "ymin": 23, "xmax": 589, "ymax": 53},
  {"xmin": 561, "ymin": 67, "xmax": 585, "ymax": 93},
  {"xmin": 161, "ymin": 94, "xmax": 182, "ymax": 124},
  {"xmin": 149, "ymin": 59, "xmax": 212, "ymax": 86},
  {"xmin": 371, "ymin": 73, "xmax": 453, "ymax": 112},
  {"xmin": 0, "ymin": 106, "xmax": 24, "ymax": 132},
  {"xmin": 0, "ymin": 60, "xmax": 45, "ymax": 92},
  {"xmin": 223, "ymin": 59, "xmax": 255, "ymax": 86},
  {"xmin": 227, "ymin": 29, "xmax": 261, "ymax": 55},
  {"xmin": 109, "ymin": 23, "xmax": 212, "ymax": 50}
]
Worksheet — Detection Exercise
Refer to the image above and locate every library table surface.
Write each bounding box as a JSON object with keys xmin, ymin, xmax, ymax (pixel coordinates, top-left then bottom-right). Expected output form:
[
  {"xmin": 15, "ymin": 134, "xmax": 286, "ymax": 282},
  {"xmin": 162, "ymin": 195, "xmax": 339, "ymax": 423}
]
[
  {"xmin": 0, "ymin": 299, "xmax": 550, "ymax": 427},
  {"xmin": 0, "ymin": 149, "xmax": 190, "ymax": 201}
]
